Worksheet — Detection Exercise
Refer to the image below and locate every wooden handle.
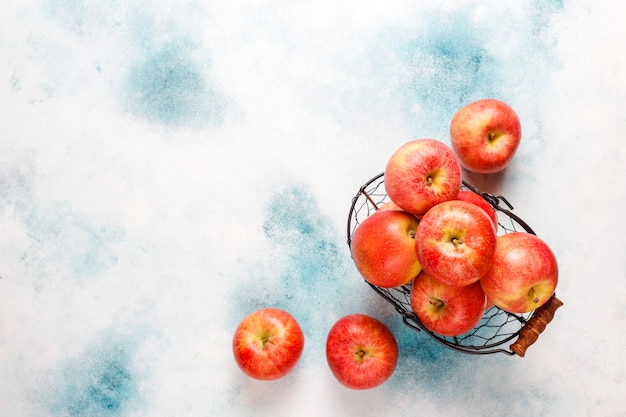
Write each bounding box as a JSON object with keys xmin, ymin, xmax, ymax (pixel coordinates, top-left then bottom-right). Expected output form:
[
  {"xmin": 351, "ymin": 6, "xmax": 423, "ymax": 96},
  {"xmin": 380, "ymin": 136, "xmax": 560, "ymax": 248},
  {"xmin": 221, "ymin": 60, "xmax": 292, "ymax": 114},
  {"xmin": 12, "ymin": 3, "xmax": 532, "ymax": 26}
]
[{"xmin": 510, "ymin": 295, "xmax": 563, "ymax": 357}]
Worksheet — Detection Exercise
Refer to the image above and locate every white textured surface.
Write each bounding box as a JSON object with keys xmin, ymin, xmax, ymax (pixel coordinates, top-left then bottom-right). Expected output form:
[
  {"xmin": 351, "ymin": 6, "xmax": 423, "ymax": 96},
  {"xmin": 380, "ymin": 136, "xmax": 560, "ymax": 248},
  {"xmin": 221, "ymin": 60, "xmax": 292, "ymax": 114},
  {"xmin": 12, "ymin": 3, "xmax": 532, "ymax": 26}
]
[{"xmin": 1, "ymin": 1, "xmax": 624, "ymax": 416}]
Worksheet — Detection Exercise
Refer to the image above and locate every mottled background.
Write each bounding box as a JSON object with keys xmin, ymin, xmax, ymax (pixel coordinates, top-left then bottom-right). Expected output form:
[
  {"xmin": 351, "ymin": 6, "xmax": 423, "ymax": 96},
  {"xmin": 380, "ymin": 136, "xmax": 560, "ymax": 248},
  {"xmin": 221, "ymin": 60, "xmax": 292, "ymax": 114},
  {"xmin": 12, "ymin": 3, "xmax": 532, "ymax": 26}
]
[{"xmin": 1, "ymin": 1, "xmax": 624, "ymax": 416}]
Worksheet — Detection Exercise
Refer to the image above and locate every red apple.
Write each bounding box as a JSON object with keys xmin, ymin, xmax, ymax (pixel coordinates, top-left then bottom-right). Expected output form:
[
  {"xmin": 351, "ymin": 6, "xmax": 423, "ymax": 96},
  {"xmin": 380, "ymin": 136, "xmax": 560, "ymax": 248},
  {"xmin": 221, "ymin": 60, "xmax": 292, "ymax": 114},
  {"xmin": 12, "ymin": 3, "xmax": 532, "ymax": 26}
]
[
  {"xmin": 410, "ymin": 271, "xmax": 487, "ymax": 336},
  {"xmin": 232, "ymin": 308, "xmax": 304, "ymax": 380},
  {"xmin": 326, "ymin": 314, "xmax": 398, "ymax": 390},
  {"xmin": 480, "ymin": 232, "xmax": 558, "ymax": 314},
  {"xmin": 450, "ymin": 98, "xmax": 522, "ymax": 173},
  {"xmin": 455, "ymin": 189, "xmax": 498, "ymax": 230},
  {"xmin": 350, "ymin": 209, "xmax": 422, "ymax": 288},
  {"xmin": 415, "ymin": 200, "xmax": 496, "ymax": 287},
  {"xmin": 384, "ymin": 139, "xmax": 462, "ymax": 216}
]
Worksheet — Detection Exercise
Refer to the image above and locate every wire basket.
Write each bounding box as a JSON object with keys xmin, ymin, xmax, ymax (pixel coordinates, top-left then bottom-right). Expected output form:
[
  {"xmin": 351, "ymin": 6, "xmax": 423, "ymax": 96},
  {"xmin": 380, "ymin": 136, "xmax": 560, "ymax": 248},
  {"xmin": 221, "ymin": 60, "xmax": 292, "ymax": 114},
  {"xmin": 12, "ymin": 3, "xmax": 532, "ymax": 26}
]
[{"xmin": 346, "ymin": 172, "xmax": 563, "ymax": 356}]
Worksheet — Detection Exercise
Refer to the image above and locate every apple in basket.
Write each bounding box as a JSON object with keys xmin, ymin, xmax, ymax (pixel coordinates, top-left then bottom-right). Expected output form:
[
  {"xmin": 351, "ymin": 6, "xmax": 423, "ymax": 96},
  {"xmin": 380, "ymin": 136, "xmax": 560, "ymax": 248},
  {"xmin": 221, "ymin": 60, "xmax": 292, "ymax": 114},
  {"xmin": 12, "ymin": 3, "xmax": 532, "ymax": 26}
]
[
  {"xmin": 326, "ymin": 314, "xmax": 398, "ymax": 390},
  {"xmin": 384, "ymin": 139, "xmax": 462, "ymax": 216},
  {"xmin": 450, "ymin": 98, "xmax": 522, "ymax": 174},
  {"xmin": 350, "ymin": 209, "xmax": 422, "ymax": 288},
  {"xmin": 480, "ymin": 232, "xmax": 558, "ymax": 314},
  {"xmin": 410, "ymin": 270, "xmax": 487, "ymax": 336},
  {"xmin": 415, "ymin": 199, "xmax": 497, "ymax": 287},
  {"xmin": 455, "ymin": 189, "xmax": 498, "ymax": 231},
  {"xmin": 232, "ymin": 308, "xmax": 304, "ymax": 380}
]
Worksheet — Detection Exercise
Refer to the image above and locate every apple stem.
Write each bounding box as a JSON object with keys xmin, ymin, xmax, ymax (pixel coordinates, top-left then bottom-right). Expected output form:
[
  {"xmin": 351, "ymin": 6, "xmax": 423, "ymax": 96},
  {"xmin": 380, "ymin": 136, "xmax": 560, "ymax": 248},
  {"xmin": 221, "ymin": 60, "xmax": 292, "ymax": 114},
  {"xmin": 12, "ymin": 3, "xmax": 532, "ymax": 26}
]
[
  {"xmin": 426, "ymin": 176, "xmax": 433, "ymax": 187},
  {"xmin": 488, "ymin": 132, "xmax": 497, "ymax": 142},
  {"xmin": 258, "ymin": 331, "xmax": 273, "ymax": 348},
  {"xmin": 354, "ymin": 347, "xmax": 370, "ymax": 362},
  {"xmin": 429, "ymin": 298, "xmax": 444, "ymax": 308},
  {"xmin": 529, "ymin": 287, "xmax": 540, "ymax": 304}
]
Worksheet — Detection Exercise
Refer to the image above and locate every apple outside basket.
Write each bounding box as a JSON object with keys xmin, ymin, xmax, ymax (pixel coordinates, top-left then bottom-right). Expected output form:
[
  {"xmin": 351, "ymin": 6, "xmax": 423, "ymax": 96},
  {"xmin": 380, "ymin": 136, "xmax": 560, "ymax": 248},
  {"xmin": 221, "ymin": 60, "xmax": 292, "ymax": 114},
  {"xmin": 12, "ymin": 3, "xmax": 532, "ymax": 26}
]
[{"xmin": 346, "ymin": 173, "xmax": 563, "ymax": 356}]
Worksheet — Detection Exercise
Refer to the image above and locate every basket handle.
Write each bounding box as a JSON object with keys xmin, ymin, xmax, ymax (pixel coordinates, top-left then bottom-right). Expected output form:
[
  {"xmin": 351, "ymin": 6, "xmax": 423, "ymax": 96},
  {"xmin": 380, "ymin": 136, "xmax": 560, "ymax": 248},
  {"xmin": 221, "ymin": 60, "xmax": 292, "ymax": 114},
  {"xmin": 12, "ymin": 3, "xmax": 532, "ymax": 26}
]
[{"xmin": 509, "ymin": 295, "xmax": 563, "ymax": 357}]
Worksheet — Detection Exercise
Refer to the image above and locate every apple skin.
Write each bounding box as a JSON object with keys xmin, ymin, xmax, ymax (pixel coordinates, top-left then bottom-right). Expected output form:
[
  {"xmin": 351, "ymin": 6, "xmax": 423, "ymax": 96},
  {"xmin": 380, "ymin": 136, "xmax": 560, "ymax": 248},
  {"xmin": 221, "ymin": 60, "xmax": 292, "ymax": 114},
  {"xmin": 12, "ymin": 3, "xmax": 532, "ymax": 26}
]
[
  {"xmin": 384, "ymin": 139, "xmax": 462, "ymax": 216},
  {"xmin": 455, "ymin": 189, "xmax": 498, "ymax": 230},
  {"xmin": 326, "ymin": 314, "xmax": 398, "ymax": 390},
  {"xmin": 350, "ymin": 209, "xmax": 422, "ymax": 288},
  {"xmin": 415, "ymin": 199, "xmax": 497, "ymax": 287},
  {"xmin": 378, "ymin": 200, "xmax": 403, "ymax": 211},
  {"xmin": 410, "ymin": 271, "xmax": 487, "ymax": 337},
  {"xmin": 485, "ymin": 295, "xmax": 496, "ymax": 310},
  {"xmin": 450, "ymin": 98, "xmax": 521, "ymax": 174},
  {"xmin": 232, "ymin": 308, "xmax": 305, "ymax": 380},
  {"xmin": 480, "ymin": 232, "xmax": 558, "ymax": 314}
]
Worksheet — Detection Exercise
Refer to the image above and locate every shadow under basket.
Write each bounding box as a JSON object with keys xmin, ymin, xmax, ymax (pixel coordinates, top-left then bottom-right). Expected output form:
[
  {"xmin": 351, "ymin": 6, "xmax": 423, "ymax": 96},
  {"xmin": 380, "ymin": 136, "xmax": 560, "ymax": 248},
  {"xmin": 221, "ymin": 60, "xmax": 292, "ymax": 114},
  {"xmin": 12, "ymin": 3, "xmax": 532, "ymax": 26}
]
[{"xmin": 346, "ymin": 172, "xmax": 563, "ymax": 356}]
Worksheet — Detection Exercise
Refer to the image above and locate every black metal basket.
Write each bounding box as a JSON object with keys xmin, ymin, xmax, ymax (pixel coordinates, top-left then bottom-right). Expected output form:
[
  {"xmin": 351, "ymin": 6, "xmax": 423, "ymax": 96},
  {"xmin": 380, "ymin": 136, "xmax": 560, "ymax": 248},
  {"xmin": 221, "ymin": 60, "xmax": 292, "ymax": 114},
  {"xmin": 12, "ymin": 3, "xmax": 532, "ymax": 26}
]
[{"xmin": 346, "ymin": 172, "xmax": 562, "ymax": 356}]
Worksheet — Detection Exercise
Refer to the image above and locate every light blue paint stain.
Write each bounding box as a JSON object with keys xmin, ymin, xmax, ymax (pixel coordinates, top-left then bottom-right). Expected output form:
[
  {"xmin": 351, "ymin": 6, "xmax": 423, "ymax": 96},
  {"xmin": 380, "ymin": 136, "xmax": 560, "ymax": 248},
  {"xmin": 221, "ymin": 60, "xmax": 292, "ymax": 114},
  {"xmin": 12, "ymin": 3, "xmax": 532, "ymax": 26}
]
[
  {"xmin": 374, "ymin": 2, "xmax": 565, "ymax": 138},
  {"xmin": 45, "ymin": 0, "xmax": 88, "ymax": 30},
  {"xmin": 0, "ymin": 150, "xmax": 123, "ymax": 283},
  {"xmin": 24, "ymin": 202, "xmax": 123, "ymax": 280},
  {"xmin": 0, "ymin": 148, "xmax": 35, "ymax": 210},
  {"xmin": 265, "ymin": 185, "xmax": 342, "ymax": 303},
  {"xmin": 262, "ymin": 184, "xmax": 342, "ymax": 294},
  {"xmin": 126, "ymin": 37, "xmax": 225, "ymax": 127},
  {"xmin": 388, "ymin": 326, "xmax": 553, "ymax": 414},
  {"xmin": 122, "ymin": 11, "xmax": 226, "ymax": 128},
  {"xmin": 49, "ymin": 342, "xmax": 140, "ymax": 417},
  {"xmin": 229, "ymin": 183, "xmax": 349, "ymax": 353},
  {"xmin": 390, "ymin": 319, "xmax": 464, "ymax": 385},
  {"xmin": 43, "ymin": 1, "xmax": 226, "ymax": 127},
  {"xmin": 530, "ymin": 0, "xmax": 565, "ymax": 29},
  {"xmin": 396, "ymin": 20, "xmax": 502, "ymax": 129},
  {"xmin": 87, "ymin": 362, "xmax": 133, "ymax": 411}
]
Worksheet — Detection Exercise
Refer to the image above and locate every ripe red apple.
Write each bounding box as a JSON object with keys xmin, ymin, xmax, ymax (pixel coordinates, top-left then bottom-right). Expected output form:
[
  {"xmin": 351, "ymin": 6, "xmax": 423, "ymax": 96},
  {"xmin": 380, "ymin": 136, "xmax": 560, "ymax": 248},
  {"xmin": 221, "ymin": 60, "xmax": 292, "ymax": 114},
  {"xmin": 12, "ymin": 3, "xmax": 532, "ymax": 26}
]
[
  {"xmin": 410, "ymin": 271, "xmax": 487, "ymax": 336},
  {"xmin": 326, "ymin": 314, "xmax": 398, "ymax": 390},
  {"xmin": 350, "ymin": 209, "xmax": 422, "ymax": 288},
  {"xmin": 450, "ymin": 98, "xmax": 522, "ymax": 174},
  {"xmin": 232, "ymin": 308, "xmax": 305, "ymax": 380},
  {"xmin": 415, "ymin": 199, "xmax": 496, "ymax": 287},
  {"xmin": 384, "ymin": 139, "xmax": 462, "ymax": 216},
  {"xmin": 480, "ymin": 232, "xmax": 558, "ymax": 314},
  {"xmin": 455, "ymin": 189, "xmax": 498, "ymax": 230}
]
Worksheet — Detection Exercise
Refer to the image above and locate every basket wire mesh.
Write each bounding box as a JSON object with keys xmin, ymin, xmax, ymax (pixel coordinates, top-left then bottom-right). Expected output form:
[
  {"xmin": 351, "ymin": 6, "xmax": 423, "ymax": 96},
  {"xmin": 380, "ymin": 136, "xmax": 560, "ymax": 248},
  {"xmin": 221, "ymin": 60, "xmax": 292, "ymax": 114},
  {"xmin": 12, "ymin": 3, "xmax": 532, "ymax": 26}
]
[{"xmin": 347, "ymin": 172, "xmax": 540, "ymax": 355}]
